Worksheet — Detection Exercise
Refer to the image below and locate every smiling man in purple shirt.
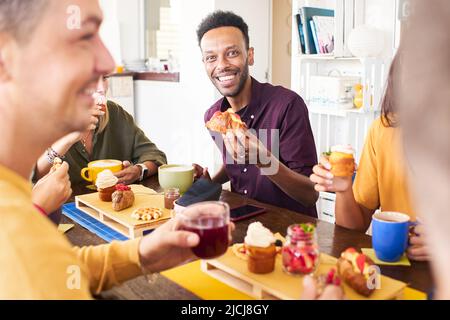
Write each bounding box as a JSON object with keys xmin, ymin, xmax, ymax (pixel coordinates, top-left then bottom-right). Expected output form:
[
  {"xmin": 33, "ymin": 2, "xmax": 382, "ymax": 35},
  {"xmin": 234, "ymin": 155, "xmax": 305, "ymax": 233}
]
[{"xmin": 194, "ymin": 11, "xmax": 319, "ymax": 217}]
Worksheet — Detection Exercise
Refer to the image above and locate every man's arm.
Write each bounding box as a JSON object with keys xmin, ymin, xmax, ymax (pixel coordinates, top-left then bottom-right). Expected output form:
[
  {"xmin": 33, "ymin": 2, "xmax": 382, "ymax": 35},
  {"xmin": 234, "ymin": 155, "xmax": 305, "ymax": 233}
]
[
  {"xmin": 73, "ymin": 239, "xmax": 143, "ymax": 295},
  {"xmin": 262, "ymin": 159, "xmax": 318, "ymax": 207}
]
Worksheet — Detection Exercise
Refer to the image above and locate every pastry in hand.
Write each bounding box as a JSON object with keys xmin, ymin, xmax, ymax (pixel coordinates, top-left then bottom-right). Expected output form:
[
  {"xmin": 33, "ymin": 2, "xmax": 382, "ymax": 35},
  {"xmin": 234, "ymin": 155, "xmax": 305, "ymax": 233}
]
[
  {"xmin": 95, "ymin": 170, "xmax": 118, "ymax": 202},
  {"xmin": 245, "ymin": 222, "xmax": 277, "ymax": 274},
  {"xmin": 337, "ymin": 248, "xmax": 376, "ymax": 297},
  {"xmin": 51, "ymin": 157, "xmax": 63, "ymax": 172},
  {"xmin": 324, "ymin": 145, "xmax": 355, "ymax": 177},
  {"xmin": 112, "ymin": 184, "xmax": 135, "ymax": 211},
  {"xmin": 206, "ymin": 108, "xmax": 247, "ymax": 134}
]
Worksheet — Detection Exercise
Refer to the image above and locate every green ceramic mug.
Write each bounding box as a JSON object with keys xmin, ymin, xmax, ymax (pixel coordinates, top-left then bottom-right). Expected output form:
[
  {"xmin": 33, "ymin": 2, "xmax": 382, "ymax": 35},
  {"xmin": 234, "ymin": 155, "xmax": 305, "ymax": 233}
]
[{"xmin": 158, "ymin": 164, "xmax": 195, "ymax": 194}]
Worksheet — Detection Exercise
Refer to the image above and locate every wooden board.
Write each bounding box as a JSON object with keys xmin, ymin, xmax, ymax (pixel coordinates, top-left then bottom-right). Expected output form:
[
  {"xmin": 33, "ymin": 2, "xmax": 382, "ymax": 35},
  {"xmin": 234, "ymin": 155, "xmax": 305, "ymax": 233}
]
[
  {"xmin": 75, "ymin": 184, "xmax": 172, "ymax": 239},
  {"xmin": 202, "ymin": 248, "xmax": 407, "ymax": 300}
]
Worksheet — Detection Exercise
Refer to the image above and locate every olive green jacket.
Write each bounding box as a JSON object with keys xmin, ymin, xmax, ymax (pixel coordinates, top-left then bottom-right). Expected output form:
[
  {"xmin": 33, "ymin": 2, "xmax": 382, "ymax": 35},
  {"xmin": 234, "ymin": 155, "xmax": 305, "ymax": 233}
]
[{"xmin": 62, "ymin": 101, "xmax": 167, "ymax": 184}]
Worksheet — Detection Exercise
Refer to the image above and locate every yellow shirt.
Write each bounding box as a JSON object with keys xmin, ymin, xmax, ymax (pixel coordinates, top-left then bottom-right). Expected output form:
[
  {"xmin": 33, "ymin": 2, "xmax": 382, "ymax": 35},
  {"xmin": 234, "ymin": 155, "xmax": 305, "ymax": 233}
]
[
  {"xmin": 0, "ymin": 164, "xmax": 142, "ymax": 299},
  {"xmin": 353, "ymin": 117, "xmax": 416, "ymax": 220}
]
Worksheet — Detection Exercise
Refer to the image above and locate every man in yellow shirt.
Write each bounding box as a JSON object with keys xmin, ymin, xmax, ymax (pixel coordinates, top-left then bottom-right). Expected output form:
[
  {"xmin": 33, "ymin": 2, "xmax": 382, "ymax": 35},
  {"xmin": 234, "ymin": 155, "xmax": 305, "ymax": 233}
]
[
  {"xmin": 0, "ymin": 0, "xmax": 201, "ymax": 299},
  {"xmin": 398, "ymin": 0, "xmax": 450, "ymax": 298},
  {"xmin": 310, "ymin": 57, "xmax": 429, "ymax": 262}
]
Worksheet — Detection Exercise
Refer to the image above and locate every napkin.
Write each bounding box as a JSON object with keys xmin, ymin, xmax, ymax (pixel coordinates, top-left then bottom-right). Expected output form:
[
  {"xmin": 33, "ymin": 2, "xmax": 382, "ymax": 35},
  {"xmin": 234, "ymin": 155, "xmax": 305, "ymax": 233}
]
[
  {"xmin": 361, "ymin": 248, "xmax": 411, "ymax": 266},
  {"xmin": 58, "ymin": 224, "xmax": 75, "ymax": 234},
  {"xmin": 176, "ymin": 178, "xmax": 222, "ymax": 207}
]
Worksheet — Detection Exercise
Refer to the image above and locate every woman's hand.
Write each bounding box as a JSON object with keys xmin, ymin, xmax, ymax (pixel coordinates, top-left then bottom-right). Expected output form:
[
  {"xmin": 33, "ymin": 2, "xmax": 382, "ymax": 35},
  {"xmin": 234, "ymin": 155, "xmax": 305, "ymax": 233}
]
[
  {"xmin": 407, "ymin": 224, "xmax": 429, "ymax": 261},
  {"xmin": 310, "ymin": 156, "xmax": 354, "ymax": 193}
]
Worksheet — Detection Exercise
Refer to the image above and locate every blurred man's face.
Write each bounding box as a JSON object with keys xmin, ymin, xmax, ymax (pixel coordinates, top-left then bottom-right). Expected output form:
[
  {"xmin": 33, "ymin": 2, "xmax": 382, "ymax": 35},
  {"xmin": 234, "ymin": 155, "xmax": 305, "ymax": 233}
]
[
  {"xmin": 200, "ymin": 26, "xmax": 254, "ymax": 97},
  {"xmin": 4, "ymin": 0, "xmax": 114, "ymax": 137}
]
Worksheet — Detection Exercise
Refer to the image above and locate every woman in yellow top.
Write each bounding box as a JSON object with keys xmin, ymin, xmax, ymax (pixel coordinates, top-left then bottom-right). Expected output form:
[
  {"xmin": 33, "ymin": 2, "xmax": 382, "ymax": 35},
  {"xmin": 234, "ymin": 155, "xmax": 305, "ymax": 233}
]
[{"xmin": 310, "ymin": 56, "xmax": 428, "ymax": 261}]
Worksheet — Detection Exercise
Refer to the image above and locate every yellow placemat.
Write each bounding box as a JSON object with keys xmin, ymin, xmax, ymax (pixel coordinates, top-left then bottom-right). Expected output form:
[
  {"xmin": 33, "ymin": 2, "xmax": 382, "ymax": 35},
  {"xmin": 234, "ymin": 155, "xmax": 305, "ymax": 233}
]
[
  {"xmin": 58, "ymin": 224, "xmax": 75, "ymax": 234},
  {"xmin": 161, "ymin": 260, "xmax": 253, "ymax": 300},
  {"xmin": 403, "ymin": 287, "xmax": 427, "ymax": 300},
  {"xmin": 362, "ymin": 248, "xmax": 411, "ymax": 266},
  {"xmin": 161, "ymin": 260, "xmax": 426, "ymax": 300}
]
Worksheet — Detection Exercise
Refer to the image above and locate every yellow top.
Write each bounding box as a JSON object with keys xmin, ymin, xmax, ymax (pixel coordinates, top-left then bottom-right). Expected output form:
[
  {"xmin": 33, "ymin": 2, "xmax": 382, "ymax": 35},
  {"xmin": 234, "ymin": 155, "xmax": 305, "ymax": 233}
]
[
  {"xmin": 0, "ymin": 164, "xmax": 142, "ymax": 299},
  {"xmin": 353, "ymin": 118, "xmax": 416, "ymax": 220}
]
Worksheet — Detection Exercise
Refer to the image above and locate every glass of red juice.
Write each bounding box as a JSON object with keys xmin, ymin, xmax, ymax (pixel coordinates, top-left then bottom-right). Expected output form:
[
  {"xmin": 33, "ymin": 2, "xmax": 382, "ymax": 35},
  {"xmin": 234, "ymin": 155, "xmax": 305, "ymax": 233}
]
[{"xmin": 178, "ymin": 201, "xmax": 230, "ymax": 259}]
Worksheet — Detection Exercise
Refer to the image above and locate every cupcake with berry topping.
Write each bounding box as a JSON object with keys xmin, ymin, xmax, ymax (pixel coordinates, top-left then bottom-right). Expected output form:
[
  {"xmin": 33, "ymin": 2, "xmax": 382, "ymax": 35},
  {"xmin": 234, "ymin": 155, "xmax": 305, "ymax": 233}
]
[
  {"xmin": 323, "ymin": 145, "xmax": 355, "ymax": 177},
  {"xmin": 245, "ymin": 222, "xmax": 277, "ymax": 274},
  {"xmin": 96, "ymin": 170, "xmax": 118, "ymax": 202}
]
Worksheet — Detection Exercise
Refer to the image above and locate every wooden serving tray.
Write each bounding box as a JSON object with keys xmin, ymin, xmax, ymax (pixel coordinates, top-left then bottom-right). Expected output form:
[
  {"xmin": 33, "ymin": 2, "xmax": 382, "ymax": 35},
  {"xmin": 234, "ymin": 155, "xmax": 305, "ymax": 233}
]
[
  {"xmin": 75, "ymin": 185, "xmax": 172, "ymax": 239},
  {"xmin": 202, "ymin": 248, "xmax": 407, "ymax": 300}
]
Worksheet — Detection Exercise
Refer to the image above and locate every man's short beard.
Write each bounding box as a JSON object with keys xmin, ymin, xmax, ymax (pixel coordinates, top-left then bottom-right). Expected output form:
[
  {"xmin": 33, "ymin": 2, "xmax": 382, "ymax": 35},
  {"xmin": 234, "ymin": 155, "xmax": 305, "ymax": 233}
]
[{"xmin": 217, "ymin": 62, "xmax": 250, "ymax": 98}]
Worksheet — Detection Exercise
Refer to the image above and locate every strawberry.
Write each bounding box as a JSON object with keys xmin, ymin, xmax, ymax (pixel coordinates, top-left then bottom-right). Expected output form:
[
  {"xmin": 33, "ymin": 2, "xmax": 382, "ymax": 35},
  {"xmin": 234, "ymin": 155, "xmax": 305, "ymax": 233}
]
[
  {"xmin": 325, "ymin": 268, "xmax": 336, "ymax": 283},
  {"xmin": 115, "ymin": 184, "xmax": 131, "ymax": 191},
  {"xmin": 303, "ymin": 254, "xmax": 313, "ymax": 269},
  {"xmin": 356, "ymin": 254, "xmax": 366, "ymax": 274}
]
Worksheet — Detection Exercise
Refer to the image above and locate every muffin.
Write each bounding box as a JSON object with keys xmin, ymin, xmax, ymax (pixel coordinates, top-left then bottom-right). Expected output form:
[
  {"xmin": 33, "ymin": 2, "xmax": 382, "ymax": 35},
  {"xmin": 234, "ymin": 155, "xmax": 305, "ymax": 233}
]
[
  {"xmin": 325, "ymin": 145, "xmax": 355, "ymax": 177},
  {"xmin": 245, "ymin": 222, "xmax": 277, "ymax": 274},
  {"xmin": 96, "ymin": 170, "xmax": 119, "ymax": 202}
]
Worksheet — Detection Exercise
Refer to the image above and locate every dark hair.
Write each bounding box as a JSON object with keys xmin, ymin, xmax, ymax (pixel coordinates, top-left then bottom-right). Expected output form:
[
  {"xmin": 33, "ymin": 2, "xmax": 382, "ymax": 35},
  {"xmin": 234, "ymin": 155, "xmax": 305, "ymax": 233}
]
[
  {"xmin": 197, "ymin": 11, "xmax": 250, "ymax": 49},
  {"xmin": 380, "ymin": 55, "xmax": 398, "ymax": 127}
]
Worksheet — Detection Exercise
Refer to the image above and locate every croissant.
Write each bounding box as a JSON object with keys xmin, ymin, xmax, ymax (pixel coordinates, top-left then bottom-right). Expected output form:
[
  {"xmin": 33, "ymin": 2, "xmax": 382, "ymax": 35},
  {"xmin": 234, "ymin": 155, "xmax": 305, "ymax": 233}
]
[
  {"xmin": 111, "ymin": 186, "xmax": 135, "ymax": 211},
  {"xmin": 337, "ymin": 248, "xmax": 376, "ymax": 297}
]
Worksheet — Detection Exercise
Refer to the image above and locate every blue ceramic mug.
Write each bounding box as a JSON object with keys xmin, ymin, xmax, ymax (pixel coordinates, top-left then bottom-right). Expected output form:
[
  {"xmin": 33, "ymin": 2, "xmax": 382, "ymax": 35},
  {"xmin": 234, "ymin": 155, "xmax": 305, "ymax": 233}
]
[{"xmin": 372, "ymin": 211, "xmax": 410, "ymax": 262}]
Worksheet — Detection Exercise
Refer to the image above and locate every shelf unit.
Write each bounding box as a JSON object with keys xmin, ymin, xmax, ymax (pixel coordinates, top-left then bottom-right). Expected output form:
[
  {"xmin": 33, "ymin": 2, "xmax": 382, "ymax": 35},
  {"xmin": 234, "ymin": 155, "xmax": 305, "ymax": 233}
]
[{"xmin": 291, "ymin": 0, "xmax": 395, "ymax": 223}]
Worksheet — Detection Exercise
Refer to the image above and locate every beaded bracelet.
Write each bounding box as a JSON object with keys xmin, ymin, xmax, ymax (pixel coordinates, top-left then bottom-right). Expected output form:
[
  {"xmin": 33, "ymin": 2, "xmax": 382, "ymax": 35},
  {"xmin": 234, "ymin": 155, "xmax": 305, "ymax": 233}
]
[{"xmin": 46, "ymin": 147, "xmax": 65, "ymax": 164}]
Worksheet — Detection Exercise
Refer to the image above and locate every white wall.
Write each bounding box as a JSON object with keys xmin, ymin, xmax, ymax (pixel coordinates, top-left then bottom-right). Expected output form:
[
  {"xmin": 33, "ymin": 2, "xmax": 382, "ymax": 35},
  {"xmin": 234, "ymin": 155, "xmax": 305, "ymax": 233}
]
[
  {"xmin": 135, "ymin": 0, "xmax": 219, "ymax": 172},
  {"xmin": 99, "ymin": 0, "xmax": 121, "ymax": 64},
  {"xmin": 214, "ymin": 0, "xmax": 272, "ymax": 85}
]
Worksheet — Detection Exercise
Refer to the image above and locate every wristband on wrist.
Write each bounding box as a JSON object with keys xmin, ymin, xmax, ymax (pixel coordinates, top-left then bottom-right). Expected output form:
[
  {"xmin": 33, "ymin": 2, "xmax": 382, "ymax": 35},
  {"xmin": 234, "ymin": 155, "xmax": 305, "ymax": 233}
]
[
  {"xmin": 136, "ymin": 163, "xmax": 148, "ymax": 182},
  {"xmin": 34, "ymin": 203, "xmax": 48, "ymax": 216},
  {"xmin": 46, "ymin": 147, "xmax": 65, "ymax": 164}
]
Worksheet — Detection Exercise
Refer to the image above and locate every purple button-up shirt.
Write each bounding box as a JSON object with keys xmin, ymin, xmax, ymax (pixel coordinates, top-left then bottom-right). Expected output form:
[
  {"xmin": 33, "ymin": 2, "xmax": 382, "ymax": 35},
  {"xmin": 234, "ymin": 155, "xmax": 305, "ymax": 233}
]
[{"xmin": 205, "ymin": 78, "xmax": 318, "ymax": 217}]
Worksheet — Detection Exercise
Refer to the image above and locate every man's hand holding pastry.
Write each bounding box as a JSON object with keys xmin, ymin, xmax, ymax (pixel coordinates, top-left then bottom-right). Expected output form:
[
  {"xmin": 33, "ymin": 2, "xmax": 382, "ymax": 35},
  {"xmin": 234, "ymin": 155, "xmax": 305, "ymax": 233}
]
[
  {"xmin": 32, "ymin": 161, "xmax": 72, "ymax": 214},
  {"xmin": 223, "ymin": 129, "xmax": 274, "ymax": 168}
]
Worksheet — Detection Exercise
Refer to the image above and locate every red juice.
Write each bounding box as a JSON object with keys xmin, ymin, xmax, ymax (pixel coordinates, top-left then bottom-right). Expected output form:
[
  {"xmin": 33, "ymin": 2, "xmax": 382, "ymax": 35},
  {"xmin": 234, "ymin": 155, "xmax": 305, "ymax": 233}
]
[{"xmin": 181, "ymin": 217, "xmax": 229, "ymax": 259}]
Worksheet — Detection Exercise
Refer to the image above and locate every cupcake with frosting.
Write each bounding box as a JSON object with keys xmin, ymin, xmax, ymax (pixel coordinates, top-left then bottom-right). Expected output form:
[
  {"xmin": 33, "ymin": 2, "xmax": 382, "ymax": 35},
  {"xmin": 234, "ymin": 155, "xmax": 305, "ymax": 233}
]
[
  {"xmin": 324, "ymin": 145, "xmax": 355, "ymax": 177},
  {"xmin": 96, "ymin": 170, "xmax": 119, "ymax": 202},
  {"xmin": 245, "ymin": 222, "xmax": 277, "ymax": 274}
]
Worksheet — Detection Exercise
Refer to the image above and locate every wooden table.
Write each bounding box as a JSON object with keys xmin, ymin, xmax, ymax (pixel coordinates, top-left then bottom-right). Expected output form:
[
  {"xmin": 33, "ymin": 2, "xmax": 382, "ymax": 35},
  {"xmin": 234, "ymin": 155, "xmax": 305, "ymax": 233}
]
[{"xmin": 63, "ymin": 176, "xmax": 433, "ymax": 299}]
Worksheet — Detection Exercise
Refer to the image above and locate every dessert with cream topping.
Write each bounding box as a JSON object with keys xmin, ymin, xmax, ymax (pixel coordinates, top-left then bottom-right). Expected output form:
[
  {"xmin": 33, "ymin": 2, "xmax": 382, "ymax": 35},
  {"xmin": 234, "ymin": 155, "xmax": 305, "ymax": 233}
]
[
  {"xmin": 245, "ymin": 222, "xmax": 277, "ymax": 274},
  {"xmin": 96, "ymin": 169, "xmax": 118, "ymax": 202},
  {"xmin": 324, "ymin": 144, "xmax": 356, "ymax": 177}
]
